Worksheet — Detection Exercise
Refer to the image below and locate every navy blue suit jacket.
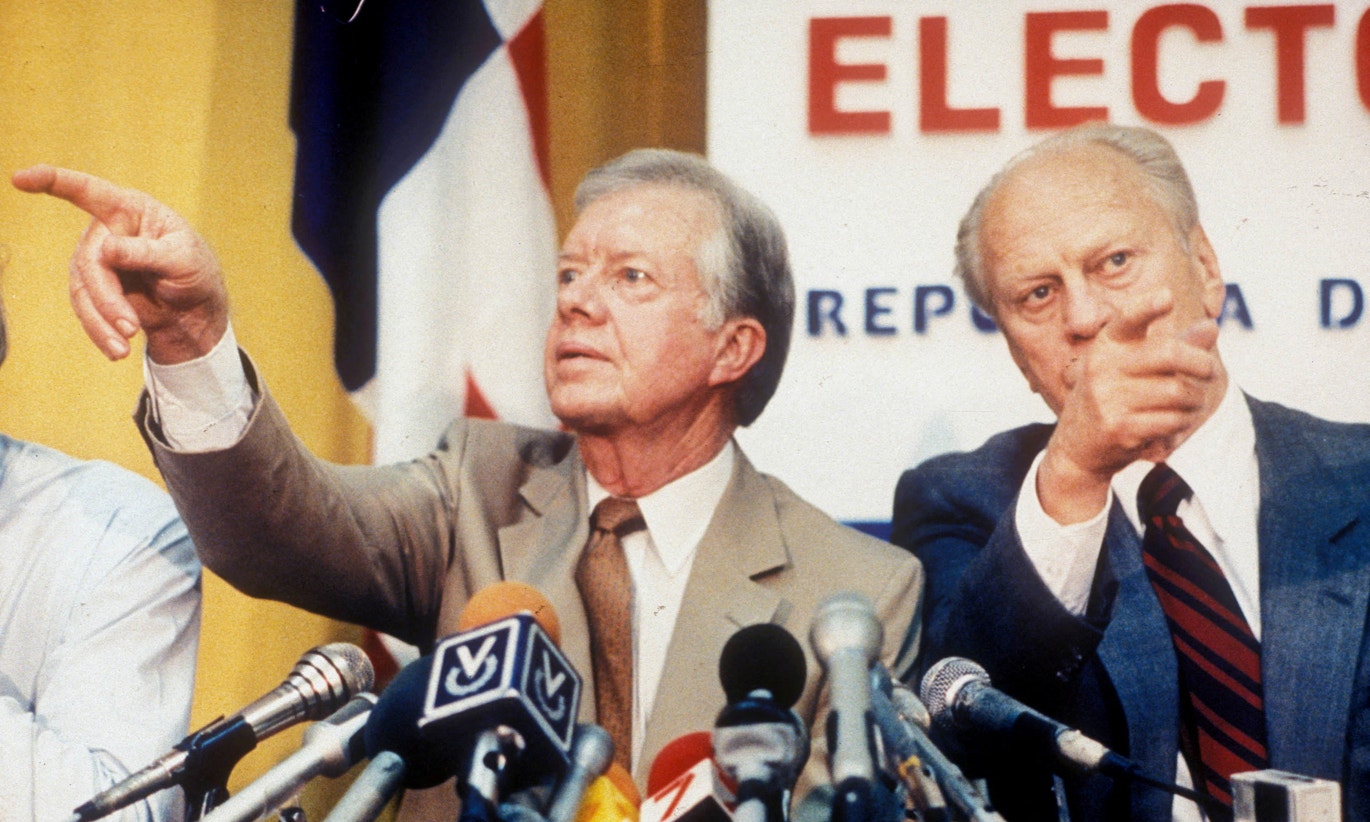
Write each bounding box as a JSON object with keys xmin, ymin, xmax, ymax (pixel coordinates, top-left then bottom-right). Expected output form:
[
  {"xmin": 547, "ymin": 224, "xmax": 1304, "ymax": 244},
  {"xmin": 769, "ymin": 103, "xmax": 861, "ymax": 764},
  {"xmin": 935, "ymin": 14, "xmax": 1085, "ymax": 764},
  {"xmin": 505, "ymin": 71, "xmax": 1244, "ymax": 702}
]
[{"xmin": 892, "ymin": 396, "xmax": 1370, "ymax": 821}]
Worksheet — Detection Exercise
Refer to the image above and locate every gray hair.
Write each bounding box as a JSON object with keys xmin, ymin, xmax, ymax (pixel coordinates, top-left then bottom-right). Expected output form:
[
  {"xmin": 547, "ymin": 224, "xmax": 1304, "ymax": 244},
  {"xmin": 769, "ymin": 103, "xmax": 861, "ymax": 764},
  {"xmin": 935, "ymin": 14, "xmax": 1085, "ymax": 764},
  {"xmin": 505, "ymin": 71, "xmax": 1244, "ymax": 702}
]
[
  {"xmin": 955, "ymin": 123, "xmax": 1200, "ymax": 316},
  {"xmin": 575, "ymin": 148, "xmax": 795, "ymax": 427}
]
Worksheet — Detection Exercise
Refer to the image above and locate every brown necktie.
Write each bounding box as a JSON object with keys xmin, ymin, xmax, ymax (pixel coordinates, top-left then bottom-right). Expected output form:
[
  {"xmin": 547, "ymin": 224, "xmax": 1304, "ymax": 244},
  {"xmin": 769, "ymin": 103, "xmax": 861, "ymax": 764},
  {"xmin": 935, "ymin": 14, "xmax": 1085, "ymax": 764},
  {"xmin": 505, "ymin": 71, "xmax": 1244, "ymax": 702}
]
[{"xmin": 577, "ymin": 497, "xmax": 645, "ymax": 771}]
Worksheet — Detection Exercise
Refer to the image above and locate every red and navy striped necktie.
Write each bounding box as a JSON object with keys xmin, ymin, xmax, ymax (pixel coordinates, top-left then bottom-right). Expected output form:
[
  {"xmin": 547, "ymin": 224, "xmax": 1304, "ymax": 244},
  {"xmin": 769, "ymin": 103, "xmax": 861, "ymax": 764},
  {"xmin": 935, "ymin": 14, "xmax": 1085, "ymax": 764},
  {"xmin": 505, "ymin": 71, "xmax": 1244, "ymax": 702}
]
[{"xmin": 1137, "ymin": 463, "xmax": 1267, "ymax": 816}]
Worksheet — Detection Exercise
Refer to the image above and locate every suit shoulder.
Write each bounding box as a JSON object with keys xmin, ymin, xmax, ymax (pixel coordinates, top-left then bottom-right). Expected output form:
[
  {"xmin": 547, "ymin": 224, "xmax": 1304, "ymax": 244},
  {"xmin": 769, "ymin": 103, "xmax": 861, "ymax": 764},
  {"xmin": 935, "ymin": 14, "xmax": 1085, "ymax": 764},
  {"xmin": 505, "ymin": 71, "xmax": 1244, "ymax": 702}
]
[
  {"xmin": 1249, "ymin": 396, "xmax": 1370, "ymax": 459},
  {"xmin": 433, "ymin": 417, "xmax": 576, "ymax": 469},
  {"xmin": 891, "ymin": 423, "xmax": 1052, "ymax": 544},
  {"xmin": 759, "ymin": 470, "xmax": 913, "ymax": 568}
]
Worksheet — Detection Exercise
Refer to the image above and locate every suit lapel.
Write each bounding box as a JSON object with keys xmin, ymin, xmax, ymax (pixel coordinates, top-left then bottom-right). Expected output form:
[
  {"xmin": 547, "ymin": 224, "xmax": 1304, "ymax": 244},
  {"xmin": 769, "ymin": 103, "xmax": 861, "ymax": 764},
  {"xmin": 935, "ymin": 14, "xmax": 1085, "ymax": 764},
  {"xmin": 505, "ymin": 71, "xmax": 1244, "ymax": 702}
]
[
  {"xmin": 637, "ymin": 449, "xmax": 789, "ymax": 782},
  {"xmin": 496, "ymin": 443, "xmax": 597, "ymax": 709},
  {"xmin": 1095, "ymin": 505, "xmax": 1180, "ymax": 821},
  {"xmin": 1250, "ymin": 398, "xmax": 1370, "ymax": 779}
]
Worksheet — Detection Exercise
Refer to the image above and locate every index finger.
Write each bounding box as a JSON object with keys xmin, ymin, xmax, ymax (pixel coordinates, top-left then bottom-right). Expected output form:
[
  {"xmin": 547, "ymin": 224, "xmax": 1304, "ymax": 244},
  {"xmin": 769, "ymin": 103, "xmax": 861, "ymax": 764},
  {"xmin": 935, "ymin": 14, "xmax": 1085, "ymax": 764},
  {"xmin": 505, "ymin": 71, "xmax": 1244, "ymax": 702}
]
[
  {"xmin": 12, "ymin": 165, "xmax": 136, "ymax": 227},
  {"xmin": 1105, "ymin": 288, "xmax": 1174, "ymax": 343}
]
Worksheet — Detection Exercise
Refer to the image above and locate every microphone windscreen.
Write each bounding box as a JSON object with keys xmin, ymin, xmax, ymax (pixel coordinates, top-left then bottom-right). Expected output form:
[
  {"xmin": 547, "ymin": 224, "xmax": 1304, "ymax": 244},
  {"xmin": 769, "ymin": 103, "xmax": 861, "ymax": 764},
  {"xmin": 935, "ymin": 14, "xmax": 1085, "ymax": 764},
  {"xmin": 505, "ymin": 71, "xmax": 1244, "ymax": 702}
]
[
  {"xmin": 458, "ymin": 580, "xmax": 562, "ymax": 645},
  {"xmin": 576, "ymin": 766, "xmax": 641, "ymax": 822},
  {"xmin": 606, "ymin": 762, "xmax": 641, "ymax": 807},
  {"xmin": 718, "ymin": 624, "xmax": 806, "ymax": 708},
  {"xmin": 363, "ymin": 654, "xmax": 450, "ymax": 788},
  {"xmin": 646, "ymin": 732, "xmax": 712, "ymax": 796}
]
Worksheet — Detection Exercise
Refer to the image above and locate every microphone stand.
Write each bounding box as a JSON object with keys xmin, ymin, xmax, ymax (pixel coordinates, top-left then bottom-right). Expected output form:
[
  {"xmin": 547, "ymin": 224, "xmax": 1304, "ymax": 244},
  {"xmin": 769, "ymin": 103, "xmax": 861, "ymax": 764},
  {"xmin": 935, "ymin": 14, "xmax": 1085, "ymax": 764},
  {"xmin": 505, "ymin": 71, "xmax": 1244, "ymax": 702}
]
[
  {"xmin": 458, "ymin": 727, "xmax": 528, "ymax": 822},
  {"xmin": 178, "ymin": 717, "xmax": 260, "ymax": 821}
]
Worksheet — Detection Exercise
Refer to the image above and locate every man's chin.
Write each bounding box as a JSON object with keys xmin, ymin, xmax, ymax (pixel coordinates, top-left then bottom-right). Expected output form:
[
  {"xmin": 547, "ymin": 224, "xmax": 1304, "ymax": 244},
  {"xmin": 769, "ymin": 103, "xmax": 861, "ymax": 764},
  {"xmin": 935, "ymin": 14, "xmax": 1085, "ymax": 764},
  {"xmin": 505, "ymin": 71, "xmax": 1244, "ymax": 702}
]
[{"xmin": 549, "ymin": 402, "xmax": 619, "ymax": 437}]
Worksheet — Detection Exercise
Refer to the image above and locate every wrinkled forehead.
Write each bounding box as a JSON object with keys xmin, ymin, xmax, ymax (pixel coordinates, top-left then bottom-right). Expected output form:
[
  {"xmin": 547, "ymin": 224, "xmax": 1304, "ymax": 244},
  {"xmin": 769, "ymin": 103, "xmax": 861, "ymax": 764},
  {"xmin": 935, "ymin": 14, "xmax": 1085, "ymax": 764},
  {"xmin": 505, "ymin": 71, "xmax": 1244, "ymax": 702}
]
[{"xmin": 981, "ymin": 145, "xmax": 1161, "ymax": 259}]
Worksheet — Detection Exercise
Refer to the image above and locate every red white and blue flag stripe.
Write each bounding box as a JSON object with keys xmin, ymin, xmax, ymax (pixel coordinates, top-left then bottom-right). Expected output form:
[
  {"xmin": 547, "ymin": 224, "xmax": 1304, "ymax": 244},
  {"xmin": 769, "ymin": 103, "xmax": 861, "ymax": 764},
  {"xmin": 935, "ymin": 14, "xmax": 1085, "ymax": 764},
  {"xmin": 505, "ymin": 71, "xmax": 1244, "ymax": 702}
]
[{"xmin": 291, "ymin": 0, "xmax": 557, "ymax": 464}]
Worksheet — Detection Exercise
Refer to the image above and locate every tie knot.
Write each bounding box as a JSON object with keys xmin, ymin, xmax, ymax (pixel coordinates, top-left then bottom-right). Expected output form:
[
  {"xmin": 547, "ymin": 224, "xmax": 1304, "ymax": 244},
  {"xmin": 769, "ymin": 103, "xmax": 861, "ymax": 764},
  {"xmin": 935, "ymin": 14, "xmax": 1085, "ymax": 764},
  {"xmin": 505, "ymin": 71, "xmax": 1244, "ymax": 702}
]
[
  {"xmin": 1137, "ymin": 462, "xmax": 1193, "ymax": 520},
  {"xmin": 592, "ymin": 497, "xmax": 645, "ymax": 537}
]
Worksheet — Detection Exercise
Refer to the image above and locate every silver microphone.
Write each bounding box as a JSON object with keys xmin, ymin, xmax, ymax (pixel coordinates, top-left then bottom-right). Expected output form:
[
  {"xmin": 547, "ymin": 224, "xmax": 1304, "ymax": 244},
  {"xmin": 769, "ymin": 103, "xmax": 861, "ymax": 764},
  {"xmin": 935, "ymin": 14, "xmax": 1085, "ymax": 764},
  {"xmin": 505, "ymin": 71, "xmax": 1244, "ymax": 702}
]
[
  {"xmin": 808, "ymin": 592, "xmax": 882, "ymax": 785},
  {"xmin": 920, "ymin": 657, "xmax": 1127, "ymax": 778},
  {"xmin": 547, "ymin": 725, "xmax": 615, "ymax": 822},
  {"xmin": 201, "ymin": 693, "xmax": 377, "ymax": 822},
  {"xmin": 73, "ymin": 643, "xmax": 374, "ymax": 821}
]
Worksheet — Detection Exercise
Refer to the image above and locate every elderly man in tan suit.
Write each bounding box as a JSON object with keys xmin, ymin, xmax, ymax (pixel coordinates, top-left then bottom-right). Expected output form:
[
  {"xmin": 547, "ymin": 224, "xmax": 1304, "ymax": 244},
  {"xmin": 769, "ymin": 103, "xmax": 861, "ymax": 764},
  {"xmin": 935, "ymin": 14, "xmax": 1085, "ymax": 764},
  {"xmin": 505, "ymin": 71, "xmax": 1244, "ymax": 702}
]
[{"xmin": 16, "ymin": 149, "xmax": 921, "ymax": 816}]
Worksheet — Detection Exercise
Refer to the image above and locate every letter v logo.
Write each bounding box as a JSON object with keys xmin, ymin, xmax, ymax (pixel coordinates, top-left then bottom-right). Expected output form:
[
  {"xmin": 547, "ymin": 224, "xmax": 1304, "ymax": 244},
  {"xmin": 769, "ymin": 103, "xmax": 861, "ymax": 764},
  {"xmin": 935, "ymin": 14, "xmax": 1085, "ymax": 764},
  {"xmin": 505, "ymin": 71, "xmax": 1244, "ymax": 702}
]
[
  {"xmin": 457, "ymin": 636, "xmax": 497, "ymax": 679},
  {"xmin": 539, "ymin": 650, "xmax": 567, "ymax": 697}
]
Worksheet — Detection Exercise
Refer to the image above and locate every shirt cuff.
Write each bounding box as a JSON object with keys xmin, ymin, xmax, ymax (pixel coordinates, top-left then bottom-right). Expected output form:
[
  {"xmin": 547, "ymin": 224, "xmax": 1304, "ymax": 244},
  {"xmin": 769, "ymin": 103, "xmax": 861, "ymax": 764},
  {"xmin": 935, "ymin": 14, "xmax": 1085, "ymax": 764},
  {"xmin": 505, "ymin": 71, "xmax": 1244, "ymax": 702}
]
[
  {"xmin": 143, "ymin": 324, "xmax": 255, "ymax": 452},
  {"xmin": 1014, "ymin": 450, "xmax": 1111, "ymax": 616}
]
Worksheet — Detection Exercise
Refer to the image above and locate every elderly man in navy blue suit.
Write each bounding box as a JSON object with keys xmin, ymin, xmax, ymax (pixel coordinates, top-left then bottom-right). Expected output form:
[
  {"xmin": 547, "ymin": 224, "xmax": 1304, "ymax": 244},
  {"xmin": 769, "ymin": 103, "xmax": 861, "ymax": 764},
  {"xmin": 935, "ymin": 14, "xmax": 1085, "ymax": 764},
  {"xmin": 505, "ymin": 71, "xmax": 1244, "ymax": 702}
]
[{"xmin": 893, "ymin": 122, "xmax": 1370, "ymax": 822}]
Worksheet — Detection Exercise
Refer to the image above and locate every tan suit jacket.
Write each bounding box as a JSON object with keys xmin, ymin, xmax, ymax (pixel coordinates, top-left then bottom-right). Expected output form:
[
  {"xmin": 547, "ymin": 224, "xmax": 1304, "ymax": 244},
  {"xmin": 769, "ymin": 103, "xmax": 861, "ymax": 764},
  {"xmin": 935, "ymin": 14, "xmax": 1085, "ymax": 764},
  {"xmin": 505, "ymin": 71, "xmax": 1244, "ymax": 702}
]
[{"xmin": 138, "ymin": 359, "xmax": 922, "ymax": 817}]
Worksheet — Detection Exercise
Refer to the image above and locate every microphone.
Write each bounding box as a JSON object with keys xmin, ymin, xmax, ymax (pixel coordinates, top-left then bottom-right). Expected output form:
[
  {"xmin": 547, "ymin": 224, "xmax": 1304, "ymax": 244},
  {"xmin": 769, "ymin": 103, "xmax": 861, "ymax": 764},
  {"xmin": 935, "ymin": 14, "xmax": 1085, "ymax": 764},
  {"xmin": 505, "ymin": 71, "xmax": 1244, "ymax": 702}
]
[
  {"xmin": 423, "ymin": 589, "xmax": 580, "ymax": 821},
  {"xmin": 867, "ymin": 666, "xmax": 1001, "ymax": 822},
  {"xmin": 547, "ymin": 725, "xmax": 615, "ymax": 822},
  {"xmin": 640, "ymin": 735, "xmax": 733, "ymax": 822},
  {"xmin": 323, "ymin": 654, "xmax": 447, "ymax": 822},
  {"xmin": 808, "ymin": 593, "xmax": 881, "ymax": 822},
  {"xmin": 200, "ymin": 693, "xmax": 376, "ymax": 822},
  {"xmin": 919, "ymin": 657, "xmax": 1133, "ymax": 779},
  {"xmin": 566, "ymin": 763, "xmax": 640, "ymax": 822},
  {"xmin": 920, "ymin": 658, "xmax": 1225, "ymax": 812},
  {"xmin": 713, "ymin": 625, "xmax": 809, "ymax": 822},
  {"xmin": 647, "ymin": 732, "xmax": 714, "ymax": 798},
  {"xmin": 74, "ymin": 643, "xmax": 374, "ymax": 821},
  {"xmin": 325, "ymin": 581, "xmax": 576, "ymax": 822}
]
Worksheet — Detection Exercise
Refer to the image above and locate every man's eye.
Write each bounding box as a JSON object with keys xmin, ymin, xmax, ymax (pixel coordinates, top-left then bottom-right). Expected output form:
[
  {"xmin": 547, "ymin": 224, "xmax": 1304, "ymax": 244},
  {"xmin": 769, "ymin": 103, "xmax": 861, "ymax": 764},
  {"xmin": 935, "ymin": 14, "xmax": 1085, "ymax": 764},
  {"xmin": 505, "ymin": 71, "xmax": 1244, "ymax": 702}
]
[
  {"xmin": 623, "ymin": 268, "xmax": 647, "ymax": 283},
  {"xmin": 557, "ymin": 268, "xmax": 578, "ymax": 285},
  {"xmin": 1024, "ymin": 284, "xmax": 1053, "ymax": 304},
  {"xmin": 1106, "ymin": 251, "xmax": 1129, "ymax": 268}
]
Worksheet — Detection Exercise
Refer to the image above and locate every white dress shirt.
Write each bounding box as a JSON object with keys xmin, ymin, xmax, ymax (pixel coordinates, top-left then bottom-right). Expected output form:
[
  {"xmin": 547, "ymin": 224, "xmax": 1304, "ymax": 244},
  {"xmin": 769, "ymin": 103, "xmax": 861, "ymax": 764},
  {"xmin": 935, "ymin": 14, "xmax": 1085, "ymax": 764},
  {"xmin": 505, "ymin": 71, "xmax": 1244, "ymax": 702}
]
[
  {"xmin": 586, "ymin": 443, "xmax": 734, "ymax": 770},
  {"xmin": 1014, "ymin": 381, "xmax": 1261, "ymax": 819},
  {"xmin": 0, "ymin": 436, "xmax": 201, "ymax": 822},
  {"xmin": 145, "ymin": 324, "xmax": 738, "ymax": 771}
]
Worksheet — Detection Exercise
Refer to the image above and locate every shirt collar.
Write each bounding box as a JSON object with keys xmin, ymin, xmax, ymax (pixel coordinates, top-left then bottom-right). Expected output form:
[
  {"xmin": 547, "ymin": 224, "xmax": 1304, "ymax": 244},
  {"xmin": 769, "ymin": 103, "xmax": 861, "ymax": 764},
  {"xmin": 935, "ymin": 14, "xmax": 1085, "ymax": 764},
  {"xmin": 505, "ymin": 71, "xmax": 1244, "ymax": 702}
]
[
  {"xmin": 1114, "ymin": 380, "xmax": 1256, "ymax": 542},
  {"xmin": 585, "ymin": 441, "xmax": 736, "ymax": 576}
]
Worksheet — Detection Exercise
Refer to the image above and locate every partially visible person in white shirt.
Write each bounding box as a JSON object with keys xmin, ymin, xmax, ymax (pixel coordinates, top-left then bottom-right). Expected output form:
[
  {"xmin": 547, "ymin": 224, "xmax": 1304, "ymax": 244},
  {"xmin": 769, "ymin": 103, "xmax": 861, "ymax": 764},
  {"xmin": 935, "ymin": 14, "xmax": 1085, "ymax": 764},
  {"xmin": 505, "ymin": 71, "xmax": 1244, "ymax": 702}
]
[{"xmin": 0, "ymin": 296, "xmax": 201, "ymax": 822}]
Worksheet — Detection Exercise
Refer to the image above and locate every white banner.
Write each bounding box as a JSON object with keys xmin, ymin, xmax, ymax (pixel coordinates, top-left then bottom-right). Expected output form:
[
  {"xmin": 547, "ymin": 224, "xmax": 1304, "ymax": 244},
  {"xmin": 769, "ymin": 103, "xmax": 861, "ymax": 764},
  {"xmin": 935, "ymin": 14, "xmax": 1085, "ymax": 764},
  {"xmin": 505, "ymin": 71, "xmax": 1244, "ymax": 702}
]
[{"xmin": 709, "ymin": 0, "xmax": 1370, "ymax": 526}]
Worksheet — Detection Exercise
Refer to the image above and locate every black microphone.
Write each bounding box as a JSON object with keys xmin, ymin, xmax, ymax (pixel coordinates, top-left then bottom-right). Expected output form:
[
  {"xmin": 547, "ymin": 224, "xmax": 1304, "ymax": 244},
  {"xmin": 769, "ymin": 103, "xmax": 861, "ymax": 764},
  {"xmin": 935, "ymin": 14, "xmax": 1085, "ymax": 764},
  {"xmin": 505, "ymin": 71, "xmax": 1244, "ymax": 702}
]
[
  {"xmin": 713, "ymin": 624, "xmax": 810, "ymax": 822},
  {"xmin": 920, "ymin": 657, "xmax": 1133, "ymax": 778},
  {"xmin": 920, "ymin": 657, "xmax": 1225, "ymax": 812},
  {"xmin": 74, "ymin": 643, "xmax": 374, "ymax": 821},
  {"xmin": 808, "ymin": 593, "xmax": 881, "ymax": 822}
]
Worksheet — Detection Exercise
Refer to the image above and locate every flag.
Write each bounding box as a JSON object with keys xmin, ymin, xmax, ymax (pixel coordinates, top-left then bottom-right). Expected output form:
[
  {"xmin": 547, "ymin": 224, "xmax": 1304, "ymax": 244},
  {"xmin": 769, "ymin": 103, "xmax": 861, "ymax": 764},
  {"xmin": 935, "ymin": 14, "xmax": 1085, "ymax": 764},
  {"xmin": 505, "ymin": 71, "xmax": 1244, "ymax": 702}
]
[
  {"xmin": 291, "ymin": 0, "xmax": 557, "ymax": 457},
  {"xmin": 290, "ymin": 0, "xmax": 559, "ymax": 679}
]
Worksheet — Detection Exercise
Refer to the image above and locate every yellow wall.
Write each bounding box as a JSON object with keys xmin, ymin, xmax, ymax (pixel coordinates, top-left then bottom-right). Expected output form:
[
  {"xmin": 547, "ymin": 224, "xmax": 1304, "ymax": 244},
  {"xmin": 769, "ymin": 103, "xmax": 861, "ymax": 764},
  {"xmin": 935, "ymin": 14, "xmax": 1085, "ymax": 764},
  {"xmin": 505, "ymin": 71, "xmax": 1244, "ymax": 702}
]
[
  {"xmin": 0, "ymin": 0, "xmax": 704, "ymax": 814},
  {"xmin": 0, "ymin": 0, "xmax": 371, "ymax": 809}
]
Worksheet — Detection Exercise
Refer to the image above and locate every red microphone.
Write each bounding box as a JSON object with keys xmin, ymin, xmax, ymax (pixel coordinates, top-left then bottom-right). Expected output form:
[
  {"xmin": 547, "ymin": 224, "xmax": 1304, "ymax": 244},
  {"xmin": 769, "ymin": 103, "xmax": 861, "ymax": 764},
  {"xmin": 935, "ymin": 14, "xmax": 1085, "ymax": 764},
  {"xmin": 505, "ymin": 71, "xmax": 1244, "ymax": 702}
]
[{"xmin": 640, "ymin": 734, "xmax": 735, "ymax": 822}]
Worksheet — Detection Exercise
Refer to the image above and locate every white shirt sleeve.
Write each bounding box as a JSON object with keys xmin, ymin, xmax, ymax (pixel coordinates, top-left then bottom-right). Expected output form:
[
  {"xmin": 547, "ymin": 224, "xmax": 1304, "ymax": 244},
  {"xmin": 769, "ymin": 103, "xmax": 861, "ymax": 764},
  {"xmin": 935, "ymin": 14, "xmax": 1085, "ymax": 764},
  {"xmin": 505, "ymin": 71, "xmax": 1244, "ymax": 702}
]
[
  {"xmin": 1014, "ymin": 450, "xmax": 1112, "ymax": 616},
  {"xmin": 0, "ymin": 457, "xmax": 201, "ymax": 822},
  {"xmin": 143, "ymin": 323, "xmax": 256, "ymax": 451}
]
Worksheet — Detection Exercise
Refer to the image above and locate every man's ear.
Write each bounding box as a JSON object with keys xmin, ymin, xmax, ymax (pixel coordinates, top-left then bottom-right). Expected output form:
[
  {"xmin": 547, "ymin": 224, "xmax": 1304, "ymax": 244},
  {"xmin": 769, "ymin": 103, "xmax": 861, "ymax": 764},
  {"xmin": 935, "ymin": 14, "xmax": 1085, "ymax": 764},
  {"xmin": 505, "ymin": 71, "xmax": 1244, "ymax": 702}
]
[
  {"xmin": 709, "ymin": 317, "xmax": 766, "ymax": 388},
  {"xmin": 1190, "ymin": 225, "xmax": 1225, "ymax": 320}
]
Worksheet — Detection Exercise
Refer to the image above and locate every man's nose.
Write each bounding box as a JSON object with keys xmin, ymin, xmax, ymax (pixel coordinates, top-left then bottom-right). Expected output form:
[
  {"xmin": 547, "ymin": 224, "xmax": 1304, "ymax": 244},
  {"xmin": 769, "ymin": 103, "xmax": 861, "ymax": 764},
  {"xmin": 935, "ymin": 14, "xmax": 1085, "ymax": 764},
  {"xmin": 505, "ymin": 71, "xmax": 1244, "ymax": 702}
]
[
  {"xmin": 1062, "ymin": 281, "xmax": 1112, "ymax": 340},
  {"xmin": 557, "ymin": 270, "xmax": 608, "ymax": 320}
]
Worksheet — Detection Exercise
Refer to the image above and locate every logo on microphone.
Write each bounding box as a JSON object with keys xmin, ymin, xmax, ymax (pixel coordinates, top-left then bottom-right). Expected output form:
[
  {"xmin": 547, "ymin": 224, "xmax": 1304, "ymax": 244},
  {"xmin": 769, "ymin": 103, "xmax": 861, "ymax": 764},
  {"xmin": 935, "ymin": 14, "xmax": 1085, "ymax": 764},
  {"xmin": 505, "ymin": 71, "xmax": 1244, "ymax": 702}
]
[
  {"xmin": 444, "ymin": 634, "xmax": 501, "ymax": 697},
  {"xmin": 421, "ymin": 613, "xmax": 581, "ymax": 764},
  {"xmin": 527, "ymin": 628, "xmax": 572, "ymax": 722}
]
